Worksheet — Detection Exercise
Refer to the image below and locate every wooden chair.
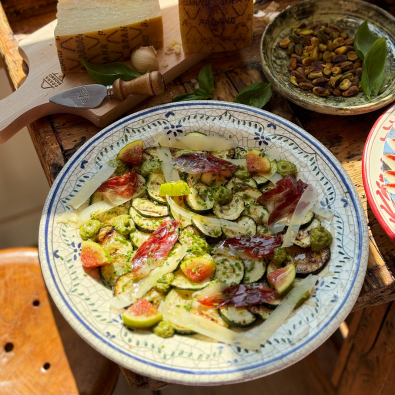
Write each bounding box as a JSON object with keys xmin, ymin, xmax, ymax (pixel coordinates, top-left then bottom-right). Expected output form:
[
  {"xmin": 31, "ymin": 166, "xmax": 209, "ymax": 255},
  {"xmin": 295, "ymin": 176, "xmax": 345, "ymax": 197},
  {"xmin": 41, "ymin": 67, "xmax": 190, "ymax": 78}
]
[{"xmin": 0, "ymin": 247, "xmax": 119, "ymax": 395}]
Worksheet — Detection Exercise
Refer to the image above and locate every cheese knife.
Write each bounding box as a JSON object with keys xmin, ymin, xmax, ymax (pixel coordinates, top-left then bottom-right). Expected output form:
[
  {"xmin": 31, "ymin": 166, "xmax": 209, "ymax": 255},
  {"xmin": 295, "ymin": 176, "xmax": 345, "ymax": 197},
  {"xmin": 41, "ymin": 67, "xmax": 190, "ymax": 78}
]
[{"xmin": 49, "ymin": 71, "xmax": 165, "ymax": 108}]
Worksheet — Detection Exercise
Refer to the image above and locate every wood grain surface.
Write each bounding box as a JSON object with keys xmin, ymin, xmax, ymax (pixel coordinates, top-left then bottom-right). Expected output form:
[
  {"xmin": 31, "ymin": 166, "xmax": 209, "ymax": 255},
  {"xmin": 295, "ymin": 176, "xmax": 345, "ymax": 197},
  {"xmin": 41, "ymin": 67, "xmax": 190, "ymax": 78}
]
[
  {"xmin": 1, "ymin": 0, "xmax": 395, "ymax": 390},
  {"xmin": 0, "ymin": 248, "xmax": 119, "ymax": 395}
]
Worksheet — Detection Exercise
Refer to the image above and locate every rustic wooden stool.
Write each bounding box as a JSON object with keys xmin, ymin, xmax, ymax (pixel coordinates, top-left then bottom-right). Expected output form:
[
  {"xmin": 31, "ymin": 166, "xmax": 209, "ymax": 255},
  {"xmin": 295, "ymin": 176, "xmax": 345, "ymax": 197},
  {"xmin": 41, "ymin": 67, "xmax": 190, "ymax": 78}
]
[{"xmin": 0, "ymin": 247, "xmax": 119, "ymax": 395}]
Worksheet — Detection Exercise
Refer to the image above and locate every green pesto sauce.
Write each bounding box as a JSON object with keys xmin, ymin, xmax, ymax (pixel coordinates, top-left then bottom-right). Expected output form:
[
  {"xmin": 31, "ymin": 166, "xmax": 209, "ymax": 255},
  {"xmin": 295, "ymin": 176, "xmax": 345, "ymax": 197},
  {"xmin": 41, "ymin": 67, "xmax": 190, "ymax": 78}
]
[
  {"xmin": 109, "ymin": 158, "xmax": 129, "ymax": 176},
  {"xmin": 79, "ymin": 220, "xmax": 101, "ymax": 241},
  {"xmin": 277, "ymin": 160, "xmax": 297, "ymax": 178},
  {"xmin": 153, "ymin": 273, "xmax": 175, "ymax": 293},
  {"xmin": 140, "ymin": 159, "xmax": 162, "ymax": 177},
  {"xmin": 153, "ymin": 320, "xmax": 175, "ymax": 338},
  {"xmin": 234, "ymin": 165, "xmax": 251, "ymax": 180},
  {"xmin": 113, "ymin": 215, "xmax": 135, "ymax": 237},
  {"xmin": 212, "ymin": 186, "xmax": 232, "ymax": 205},
  {"xmin": 310, "ymin": 226, "xmax": 333, "ymax": 252},
  {"xmin": 272, "ymin": 247, "xmax": 289, "ymax": 266}
]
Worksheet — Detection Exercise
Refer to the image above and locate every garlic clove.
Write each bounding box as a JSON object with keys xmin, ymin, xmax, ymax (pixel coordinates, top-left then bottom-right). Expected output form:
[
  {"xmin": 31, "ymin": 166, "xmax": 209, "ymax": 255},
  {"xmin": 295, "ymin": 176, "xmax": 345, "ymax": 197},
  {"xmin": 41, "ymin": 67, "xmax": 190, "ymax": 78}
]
[{"xmin": 131, "ymin": 46, "xmax": 159, "ymax": 74}]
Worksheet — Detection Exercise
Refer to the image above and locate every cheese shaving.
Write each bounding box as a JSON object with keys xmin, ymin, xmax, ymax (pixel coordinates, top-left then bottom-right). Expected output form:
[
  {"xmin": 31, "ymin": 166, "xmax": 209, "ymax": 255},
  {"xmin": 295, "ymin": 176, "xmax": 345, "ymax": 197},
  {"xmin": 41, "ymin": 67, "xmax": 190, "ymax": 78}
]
[
  {"xmin": 163, "ymin": 303, "xmax": 260, "ymax": 351},
  {"xmin": 250, "ymin": 275, "xmax": 317, "ymax": 345},
  {"xmin": 227, "ymin": 159, "xmax": 247, "ymax": 167},
  {"xmin": 109, "ymin": 244, "xmax": 188, "ymax": 309},
  {"xmin": 282, "ymin": 185, "xmax": 317, "ymax": 248},
  {"xmin": 312, "ymin": 202, "xmax": 335, "ymax": 220},
  {"xmin": 156, "ymin": 133, "xmax": 237, "ymax": 151},
  {"xmin": 67, "ymin": 163, "xmax": 115, "ymax": 209},
  {"xmin": 156, "ymin": 147, "xmax": 180, "ymax": 183},
  {"xmin": 167, "ymin": 196, "xmax": 247, "ymax": 232}
]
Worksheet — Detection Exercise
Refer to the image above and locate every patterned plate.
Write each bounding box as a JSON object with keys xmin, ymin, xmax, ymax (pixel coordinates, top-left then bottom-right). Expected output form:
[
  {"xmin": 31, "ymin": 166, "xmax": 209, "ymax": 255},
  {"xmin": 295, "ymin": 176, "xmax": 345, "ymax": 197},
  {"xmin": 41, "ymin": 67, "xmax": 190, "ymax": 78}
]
[
  {"xmin": 39, "ymin": 102, "xmax": 368, "ymax": 385},
  {"xmin": 363, "ymin": 103, "xmax": 395, "ymax": 243}
]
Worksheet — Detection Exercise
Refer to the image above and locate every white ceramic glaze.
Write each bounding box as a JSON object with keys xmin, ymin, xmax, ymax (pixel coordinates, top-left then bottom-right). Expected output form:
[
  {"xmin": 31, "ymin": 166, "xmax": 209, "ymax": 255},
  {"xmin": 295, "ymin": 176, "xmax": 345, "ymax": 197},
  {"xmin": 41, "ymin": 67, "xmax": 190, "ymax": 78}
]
[{"xmin": 39, "ymin": 101, "xmax": 368, "ymax": 385}]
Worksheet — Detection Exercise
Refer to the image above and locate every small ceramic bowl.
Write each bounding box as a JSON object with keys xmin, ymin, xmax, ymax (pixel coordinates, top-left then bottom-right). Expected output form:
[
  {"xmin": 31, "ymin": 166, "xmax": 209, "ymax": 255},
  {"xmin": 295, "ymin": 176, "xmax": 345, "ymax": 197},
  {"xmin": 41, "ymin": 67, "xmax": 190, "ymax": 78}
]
[{"xmin": 261, "ymin": 0, "xmax": 395, "ymax": 115}]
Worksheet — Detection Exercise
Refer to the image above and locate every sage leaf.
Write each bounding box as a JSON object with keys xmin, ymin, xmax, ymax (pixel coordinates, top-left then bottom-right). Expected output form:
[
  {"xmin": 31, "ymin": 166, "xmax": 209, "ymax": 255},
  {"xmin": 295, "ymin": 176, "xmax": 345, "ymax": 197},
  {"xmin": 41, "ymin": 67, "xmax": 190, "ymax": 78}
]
[
  {"xmin": 82, "ymin": 58, "xmax": 140, "ymax": 86},
  {"xmin": 361, "ymin": 37, "xmax": 387, "ymax": 101},
  {"xmin": 172, "ymin": 63, "xmax": 215, "ymax": 102},
  {"xmin": 354, "ymin": 21, "xmax": 380, "ymax": 61},
  {"xmin": 233, "ymin": 82, "xmax": 272, "ymax": 108}
]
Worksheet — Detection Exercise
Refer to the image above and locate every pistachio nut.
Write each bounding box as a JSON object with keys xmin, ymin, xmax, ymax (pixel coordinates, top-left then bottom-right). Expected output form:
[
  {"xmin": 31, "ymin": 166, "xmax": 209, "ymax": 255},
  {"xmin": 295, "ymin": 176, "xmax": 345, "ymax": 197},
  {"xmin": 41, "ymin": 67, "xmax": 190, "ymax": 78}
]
[
  {"xmin": 289, "ymin": 58, "xmax": 297, "ymax": 70},
  {"xmin": 290, "ymin": 76, "xmax": 299, "ymax": 87},
  {"xmin": 304, "ymin": 65, "xmax": 317, "ymax": 75},
  {"xmin": 289, "ymin": 33, "xmax": 301, "ymax": 44},
  {"xmin": 356, "ymin": 68, "xmax": 362, "ymax": 78},
  {"xmin": 323, "ymin": 67, "xmax": 332, "ymax": 76},
  {"xmin": 331, "ymin": 66, "xmax": 342, "ymax": 74},
  {"xmin": 316, "ymin": 30, "xmax": 327, "ymax": 44},
  {"xmin": 344, "ymin": 37, "xmax": 355, "ymax": 46},
  {"xmin": 296, "ymin": 67, "xmax": 305, "ymax": 75},
  {"xmin": 347, "ymin": 51, "xmax": 358, "ymax": 61},
  {"xmin": 308, "ymin": 71, "xmax": 323, "ymax": 79},
  {"xmin": 358, "ymin": 81, "xmax": 363, "ymax": 91},
  {"xmin": 327, "ymin": 40, "xmax": 333, "ymax": 51},
  {"xmin": 342, "ymin": 86, "xmax": 359, "ymax": 97},
  {"xmin": 332, "ymin": 54, "xmax": 347, "ymax": 63},
  {"xmin": 332, "ymin": 37, "xmax": 344, "ymax": 49},
  {"xmin": 333, "ymin": 88, "xmax": 342, "ymax": 96},
  {"xmin": 318, "ymin": 52, "xmax": 323, "ymax": 61},
  {"xmin": 326, "ymin": 28, "xmax": 338, "ymax": 35},
  {"xmin": 313, "ymin": 86, "xmax": 330, "ymax": 97},
  {"xmin": 330, "ymin": 75, "xmax": 342, "ymax": 87},
  {"xmin": 301, "ymin": 53, "xmax": 309, "ymax": 59},
  {"xmin": 302, "ymin": 57, "xmax": 314, "ymax": 66},
  {"xmin": 325, "ymin": 62, "xmax": 334, "ymax": 68},
  {"xmin": 299, "ymin": 29, "xmax": 314, "ymax": 36},
  {"xmin": 292, "ymin": 22, "xmax": 306, "ymax": 29},
  {"xmin": 286, "ymin": 42, "xmax": 296, "ymax": 55},
  {"xmin": 323, "ymin": 51, "xmax": 332, "ymax": 63},
  {"xmin": 313, "ymin": 77, "xmax": 330, "ymax": 85},
  {"xmin": 291, "ymin": 70, "xmax": 306, "ymax": 81},
  {"xmin": 341, "ymin": 72, "xmax": 354, "ymax": 81},
  {"xmin": 295, "ymin": 43, "xmax": 303, "ymax": 56},
  {"xmin": 312, "ymin": 61, "xmax": 324, "ymax": 70},
  {"xmin": 329, "ymin": 24, "xmax": 342, "ymax": 32},
  {"xmin": 299, "ymin": 82, "xmax": 314, "ymax": 90},
  {"xmin": 339, "ymin": 79, "xmax": 351, "ymax": 90},
  {"xmin": 337, "ymin": 61, "xmax": 353, "ymax": 71},
  {"xmin": 280, "ymin": 37, "xmax": 291, "ymax": 49},
  {"xmin": 305, "ymin": 45, "xmax": 314, "ymax": 53},
  {"xmin": 334, "ymin": 46, "xmax": 348, "ymax": 55},
  {"xmin": 311, "ymin": 37, "xmax": 319, "ymax": 47},
  {"xmin": 311, "ymin": 47, "xmax": 319, "ymax": 60},
  {"xmin": 291, "ymin": 54, "xmax": 302, "ymax": 62},
  {"xmin": 351, "ymin": 76, "xmax": 360, "ymax": 86},
  {"xmin": 341, "ymin": 31, "xmax": 349, "ymax": 40},
  {"xmin": 318, "ymin": 44, "xmax": 328, "ymax": 52},
  {"xmin": 353, "ymin": 61, "xmax": 362, "ymax": 69}
]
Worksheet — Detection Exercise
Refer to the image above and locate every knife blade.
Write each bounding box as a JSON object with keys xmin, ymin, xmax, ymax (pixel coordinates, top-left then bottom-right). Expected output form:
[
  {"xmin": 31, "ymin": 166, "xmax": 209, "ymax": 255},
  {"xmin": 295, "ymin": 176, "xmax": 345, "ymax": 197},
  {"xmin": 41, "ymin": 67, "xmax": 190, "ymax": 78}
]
[{"xmin": 49, "ymin": 71, "xmax": 165, "ymax": 109}]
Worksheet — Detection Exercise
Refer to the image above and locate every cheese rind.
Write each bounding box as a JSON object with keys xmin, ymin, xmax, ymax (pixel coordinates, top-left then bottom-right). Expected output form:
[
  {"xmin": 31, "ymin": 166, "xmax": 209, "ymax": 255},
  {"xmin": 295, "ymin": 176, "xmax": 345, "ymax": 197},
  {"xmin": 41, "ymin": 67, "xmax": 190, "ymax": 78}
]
[
  {"xmin": 179, "ymin": 0, "xmax": 254, "ymax": 53},
  {"xmin": 55, "ymin": 0, "xmax": 163, "ymax": 73}
]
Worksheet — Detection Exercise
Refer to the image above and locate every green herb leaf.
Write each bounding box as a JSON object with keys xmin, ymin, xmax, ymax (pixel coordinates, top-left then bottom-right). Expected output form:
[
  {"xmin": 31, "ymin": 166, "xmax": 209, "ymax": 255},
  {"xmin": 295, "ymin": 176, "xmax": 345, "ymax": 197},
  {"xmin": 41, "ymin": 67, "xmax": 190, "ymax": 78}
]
[
  {"xmin": 198, "ymin": 64, "xmax": 215, "ymax": 96},
  {"xmin": 361, "ymin": 37, "xmax": 386, "ymax": 101},
  {"xmin": 233, "ymin": 82, "xmax": 272, "ymax": 108},
  {"xmin": 354, "ymin": 21, "xmax": 380, "ymax": 61},
  {"xmin": 172, "ymin": 63, "xmax": 215, "ymax": 102},
  {"xmin": 81, "ymin": 58, "xmax": 140, "ymax": 86}
]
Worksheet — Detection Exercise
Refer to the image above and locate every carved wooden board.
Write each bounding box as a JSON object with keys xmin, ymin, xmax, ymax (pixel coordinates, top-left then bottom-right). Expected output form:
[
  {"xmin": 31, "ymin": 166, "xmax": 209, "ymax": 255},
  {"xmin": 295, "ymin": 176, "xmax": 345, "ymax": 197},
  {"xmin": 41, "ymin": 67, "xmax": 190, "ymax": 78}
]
[{"xmin": 0, "ymin": 0, "xmax": 207, "ymax": 144}]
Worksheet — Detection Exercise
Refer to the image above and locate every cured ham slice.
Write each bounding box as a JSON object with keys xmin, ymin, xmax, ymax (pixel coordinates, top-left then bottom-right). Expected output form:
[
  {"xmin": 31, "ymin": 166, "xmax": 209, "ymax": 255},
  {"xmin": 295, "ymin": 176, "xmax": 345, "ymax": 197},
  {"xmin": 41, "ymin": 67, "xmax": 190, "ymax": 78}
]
[
  {"xmin": 172, "ymin": 153, "xmax": 237, "ymax": 174},
  {"xmin": 132, "ymin": 219, "xmax": 180, "ymax": 278},
  {"xmin": 97, "ymin": 168, "xmax": 141, "ymax": 199},
  {"xmin": 257, "ymin": 174, "xmax": 308, "ymax": 225},
  {"xmin": 197, "ymin": 283, "xmax": 278, "ymax": 308}
]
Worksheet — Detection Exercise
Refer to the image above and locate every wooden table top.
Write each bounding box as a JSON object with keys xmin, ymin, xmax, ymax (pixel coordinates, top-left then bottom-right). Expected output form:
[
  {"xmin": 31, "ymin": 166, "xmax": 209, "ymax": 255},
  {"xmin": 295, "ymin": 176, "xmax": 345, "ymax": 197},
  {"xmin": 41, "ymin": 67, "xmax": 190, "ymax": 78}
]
[{"xmin": 1, "ymin": 0, "xmax": 395, "ymax": 315}]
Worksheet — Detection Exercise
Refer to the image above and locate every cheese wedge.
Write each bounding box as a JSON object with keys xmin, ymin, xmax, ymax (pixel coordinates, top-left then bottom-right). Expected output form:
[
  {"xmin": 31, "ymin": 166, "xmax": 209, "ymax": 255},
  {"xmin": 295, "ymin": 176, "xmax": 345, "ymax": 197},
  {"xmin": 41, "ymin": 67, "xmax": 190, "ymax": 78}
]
[
  {"xmin": 55, "ymin": 0, "xmax": 164, "ymax": 73},
  {"xmin": 179, "ymin": 0, "xmax": 254, "ymax": 53}
]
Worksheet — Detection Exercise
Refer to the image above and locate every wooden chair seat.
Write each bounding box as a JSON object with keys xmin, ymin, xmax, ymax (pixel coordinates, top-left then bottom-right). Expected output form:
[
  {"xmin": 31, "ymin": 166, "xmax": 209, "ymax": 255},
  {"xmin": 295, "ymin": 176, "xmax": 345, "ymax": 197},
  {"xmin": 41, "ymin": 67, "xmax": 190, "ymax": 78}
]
[{"xmin": 0, "ymin": 247, "xmax": 119, "ymax": 395}]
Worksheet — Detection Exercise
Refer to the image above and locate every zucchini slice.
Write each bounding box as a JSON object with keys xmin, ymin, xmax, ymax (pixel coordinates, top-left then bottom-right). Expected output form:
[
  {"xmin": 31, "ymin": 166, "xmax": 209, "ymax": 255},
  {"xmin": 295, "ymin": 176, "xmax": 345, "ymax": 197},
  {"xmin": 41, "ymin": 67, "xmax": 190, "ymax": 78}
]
[
  {"xmin": 248, "ymin": 305, "xmax": 273, "ymax": 320},
  {"xmin": 234, "ymin": 147, "xmax": 247, "ymax": 159},
  {"xmin": 129, "ymin": 207, "xmax": 170, "ymax": 233},
  {"xmin": 130, "ymin": 229, "xmax": 151, "ymax": 248},
  {"xmin": 93, "ymin": 206, "xmax": 129, "ymax": 225},
  {"xmin": 114, "ymin": 271, "xmax": 138, "ymax": 297},
  {"xmin": 164, "ymin": 289, "xmax": 196, "ymax": 335},
  {"xmin": 185, "ymin": 182, "xmax": 214, "ymax": 214},
  {"xmin": 294, "ymin": 218, "xmax": 321, "ymax": 248},
  {"xmin": 235, "ymin": 187, "xmax": 262, "ymax": 205},
  {"xmin": 286, "ymin": 245, "xmax": 331, "ymax": 276},
  {"xmin": 211, "ymin": 148, "xmax": 235, "ymax": 160},
  {"xmin": 213, "ymin": 254, "xmax": 244, "ymax": 285},
  {"xmin": 90, "ymin": 191, "xmax": 104, "ymax": 205},
  {"xmin": 298, "ymin": 211, "xmax": 315, "ymax": 229},
  {"xmin": 226, "ymin": 177, "xmax": 257, "ymax": 191},
  {"xmin": 147, "ymin": 172, "xmax": 167, "ymax": 204},
  {"xmin": 213, "ymin": 194, "xmax": 244, "ymax": 221},
  {"xmin": 219, "ymin": 306, "xmax": 256, "ymax": 327},
  {"xmin": 201, "ymin": 171, "xmax": 232, "ymax": 187},
  {"xmin": 143, "ymin": 288, "xmax": 166, "ymax": 309},
  {"xmin": 186, "ymin": 173, "xmax": 201, "ymax": 187},
  {"xmin": 260, "ymin": 181, "xmax": 275, "ymax": 194},
  {"xmin": 257, "ymin": 224, "xmax": 270, "ymax": 235},
  {"xmin": 192, "ymin": 215, "xmax": 222, "ymax": 238},
  {"xmin": 243, "ymin": 204, "xmax": 269, "ymax": 225},
  {"xmin": 252, "ymin": 174, "xmax": 270, "ymax": 188},
  {"xmin": 242, "ymin": 259, "xmax": 266, "ymax": 284},
  {"xmin": 100, "ymin": 251, "xmax": 133, "ymax": 287},
  {"xmin": 171, "ymin": 269, "xmax": 211, "ymax": 291},
  {"xmin": 223, "ymin": 215, "xmax": 256, "ymax": 238},
  {"xmin": 132, "ymin": 197, "xmax": 169, "ymax": 218}
]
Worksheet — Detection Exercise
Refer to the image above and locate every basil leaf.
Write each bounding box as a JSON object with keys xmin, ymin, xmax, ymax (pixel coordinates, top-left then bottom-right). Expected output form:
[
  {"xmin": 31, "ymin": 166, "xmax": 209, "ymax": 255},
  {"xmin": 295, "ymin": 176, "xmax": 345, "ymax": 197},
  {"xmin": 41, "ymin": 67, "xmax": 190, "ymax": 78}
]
[
  {"xmin": 82, "ymin": 58, "xmax": 140, "ymax": 86},
  {"xmin": 354, "ymin": 21, "xmax": 380, "ymax": 61},
  {"xmin": 172, "ymin": 92, "xmax": 210, "ymax": 102},
  {"xmin": 198, "ymin": 64, "xmax": 215, "ymax": 96},
  {"xmin": 361, "ymin": 37, "xmax": 386, "ymax": 101},
  {"xmin": 233, "ymin": 82, "xmax": 272, "ymax": 108}
]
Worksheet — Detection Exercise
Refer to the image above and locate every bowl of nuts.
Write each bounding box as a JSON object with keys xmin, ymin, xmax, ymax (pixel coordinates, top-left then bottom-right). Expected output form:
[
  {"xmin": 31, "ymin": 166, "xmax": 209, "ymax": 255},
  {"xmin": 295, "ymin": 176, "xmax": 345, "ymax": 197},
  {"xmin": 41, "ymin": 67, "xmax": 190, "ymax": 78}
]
[{"xmin": 260, "ymin": 0, "xmax": 395, "ymax": 115}]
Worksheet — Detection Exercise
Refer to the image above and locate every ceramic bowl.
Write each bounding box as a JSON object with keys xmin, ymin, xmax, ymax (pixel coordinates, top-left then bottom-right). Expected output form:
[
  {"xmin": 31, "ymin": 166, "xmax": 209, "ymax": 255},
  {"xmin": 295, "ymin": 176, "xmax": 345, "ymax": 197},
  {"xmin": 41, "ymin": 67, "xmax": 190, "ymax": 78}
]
[
  {"xmin": 260, "ymin": 0, "xmax": 395, "ymax": 115},
  {"xmin": 39, "ymin": 101, "xmax": 368, "ymax": 385}
]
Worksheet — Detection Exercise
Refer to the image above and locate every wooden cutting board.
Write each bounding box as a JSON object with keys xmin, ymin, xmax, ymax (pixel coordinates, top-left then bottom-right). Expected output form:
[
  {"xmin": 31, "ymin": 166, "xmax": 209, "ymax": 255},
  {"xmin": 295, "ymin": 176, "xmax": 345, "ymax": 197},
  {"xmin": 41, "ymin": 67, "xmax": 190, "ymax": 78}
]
[{"xmin": 0, "ymin": 0, "xmax": 207, "ymax": 144}]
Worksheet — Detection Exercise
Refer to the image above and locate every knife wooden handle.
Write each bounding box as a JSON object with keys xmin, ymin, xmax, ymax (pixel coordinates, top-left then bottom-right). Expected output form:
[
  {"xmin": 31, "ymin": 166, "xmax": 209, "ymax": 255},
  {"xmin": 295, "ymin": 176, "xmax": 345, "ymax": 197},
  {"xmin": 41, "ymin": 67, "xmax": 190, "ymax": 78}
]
[{"xmin": 112, "ymin": 71, "xmax": 165, "ymax": 101}]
